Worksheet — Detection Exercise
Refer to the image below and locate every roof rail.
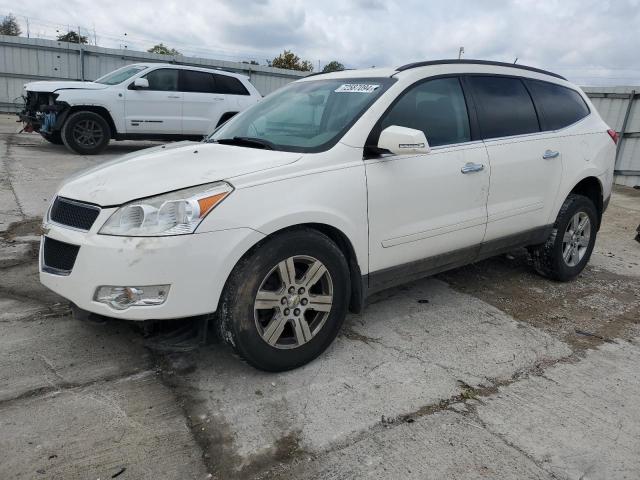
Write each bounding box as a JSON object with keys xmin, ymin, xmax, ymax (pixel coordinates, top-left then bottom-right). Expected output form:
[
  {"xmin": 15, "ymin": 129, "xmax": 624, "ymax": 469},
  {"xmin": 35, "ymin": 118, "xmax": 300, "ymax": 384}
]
[{"xmin": 395, "ymin": 59, "xmax": 566, "ymax": 80}]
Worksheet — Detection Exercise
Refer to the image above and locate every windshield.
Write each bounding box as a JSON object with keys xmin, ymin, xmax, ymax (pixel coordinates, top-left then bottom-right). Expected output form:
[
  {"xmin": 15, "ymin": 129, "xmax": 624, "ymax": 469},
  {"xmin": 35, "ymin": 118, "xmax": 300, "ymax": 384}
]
[
  {"xmin": 95, "ymin": 65, "xmax": 148, "ymax": 85},
  {"xmin": 209, "ymin": 77, "xmax": 395, "ymax": 153}
]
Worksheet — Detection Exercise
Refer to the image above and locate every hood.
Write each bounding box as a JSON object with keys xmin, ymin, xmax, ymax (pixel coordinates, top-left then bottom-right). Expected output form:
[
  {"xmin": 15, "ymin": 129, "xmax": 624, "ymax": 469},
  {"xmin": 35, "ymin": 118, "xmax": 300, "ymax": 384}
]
[
  {"xmin": 25, "ymin": 81, "xmax": 108, "ymax": 93},
  {"xmin": 58, "ymin": 142, "xmax": 302, "ymax": 206}
]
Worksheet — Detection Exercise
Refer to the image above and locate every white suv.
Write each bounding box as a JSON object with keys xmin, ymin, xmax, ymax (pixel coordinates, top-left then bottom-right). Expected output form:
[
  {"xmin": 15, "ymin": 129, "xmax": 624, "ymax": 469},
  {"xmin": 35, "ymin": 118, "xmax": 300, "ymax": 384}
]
[
  {"xmin": 39, "ymin": 60, "xmax": 616, "ymax": 371},
  {"xmin": 19, "ymin": 63, "xmax": 261, "ymax": 154}
]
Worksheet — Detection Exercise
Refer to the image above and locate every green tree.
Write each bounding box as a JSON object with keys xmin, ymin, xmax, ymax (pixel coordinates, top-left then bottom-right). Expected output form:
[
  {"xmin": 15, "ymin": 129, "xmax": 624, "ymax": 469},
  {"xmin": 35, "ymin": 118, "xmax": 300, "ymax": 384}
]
[
  {"xmin": 148, "ymin": 43, "xmax": 181, "ymax": 55},
  {"xmin": 0, "ymin": 14, "xmax": 21, "ymax": 36},
  {"xmin": 268, "ymin": 50, "xmax": 313, "ymax": 72},
  {"xmin": 322, "ymin": 61, "xmax": 345, "ymax": 73},
  {"xmin": 57, "ymin": 31, "xmax": 88, "ymax": 44}
]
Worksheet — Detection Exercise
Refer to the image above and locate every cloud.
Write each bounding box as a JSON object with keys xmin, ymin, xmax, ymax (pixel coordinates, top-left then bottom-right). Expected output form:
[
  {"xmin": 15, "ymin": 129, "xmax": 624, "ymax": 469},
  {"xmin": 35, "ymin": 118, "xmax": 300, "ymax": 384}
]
[{"xmin": 2, "ymin": 0, "xmax": 639, "ymax": 84}]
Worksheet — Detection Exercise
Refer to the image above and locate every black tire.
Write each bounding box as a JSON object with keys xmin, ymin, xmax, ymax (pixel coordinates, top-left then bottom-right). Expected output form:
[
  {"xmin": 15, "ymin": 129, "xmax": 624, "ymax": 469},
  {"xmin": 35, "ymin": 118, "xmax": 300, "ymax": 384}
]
[
  {"xmin": 41, "ymin": 131, "xmax": 64, "ymax": 145},
  {"xmin": 61, "ymin": 111, "xmax": 111, "ymax": 155},
  {"xmin": 529, "ymin": 194, "xmax": 598, "ymax": 281},
  {"xmin": 218, "ymin": 228, "xmax": 350, "ymax": 372}
]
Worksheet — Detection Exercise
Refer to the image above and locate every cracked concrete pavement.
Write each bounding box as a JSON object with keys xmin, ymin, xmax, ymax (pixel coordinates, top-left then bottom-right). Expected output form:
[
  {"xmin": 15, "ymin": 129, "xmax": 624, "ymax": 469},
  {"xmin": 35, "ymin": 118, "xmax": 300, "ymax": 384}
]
[{"xmin": 1, "ymin": 115, "xmax": 639, "ymax": 479}]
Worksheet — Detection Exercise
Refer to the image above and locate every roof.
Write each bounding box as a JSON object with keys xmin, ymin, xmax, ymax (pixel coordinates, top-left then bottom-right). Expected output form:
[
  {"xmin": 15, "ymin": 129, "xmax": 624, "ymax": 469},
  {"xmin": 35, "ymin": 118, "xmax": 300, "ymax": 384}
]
[
  {"xmin": 127, "ymin": 62, "xmax": 249, "ymax": 79},
  {"xmin": 298, "ymin": 59, "xmax": 565, "ymax": 83},
  {"xmin": 396, "ymin": 59, "xmax": 566, "ymax": 80}
]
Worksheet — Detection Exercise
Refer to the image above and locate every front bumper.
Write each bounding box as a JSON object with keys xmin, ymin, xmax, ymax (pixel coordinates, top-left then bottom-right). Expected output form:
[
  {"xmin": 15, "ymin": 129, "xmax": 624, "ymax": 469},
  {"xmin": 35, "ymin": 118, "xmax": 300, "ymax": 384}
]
[{"xmin": 39, "ymin": 218, "xmax": 264, "ymax": 321}]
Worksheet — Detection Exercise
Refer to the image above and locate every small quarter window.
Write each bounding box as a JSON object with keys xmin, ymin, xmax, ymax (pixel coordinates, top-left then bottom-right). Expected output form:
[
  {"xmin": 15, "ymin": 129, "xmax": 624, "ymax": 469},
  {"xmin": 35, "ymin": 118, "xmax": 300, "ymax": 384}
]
[{"xmin": 526, "ymin": 80, "xmax": 590, "ymax": 130}]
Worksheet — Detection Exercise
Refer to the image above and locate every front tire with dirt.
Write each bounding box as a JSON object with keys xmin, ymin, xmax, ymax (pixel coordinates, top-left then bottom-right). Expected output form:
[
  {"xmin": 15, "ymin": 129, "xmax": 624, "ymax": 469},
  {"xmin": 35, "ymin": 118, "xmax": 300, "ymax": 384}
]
[
  {"xmin": 217, "ymin": 229, "xmax": 350, "ymax": 372},
  {"xmin": 61, "ymin": 111, "xmax": 111, "ymax": 155}
]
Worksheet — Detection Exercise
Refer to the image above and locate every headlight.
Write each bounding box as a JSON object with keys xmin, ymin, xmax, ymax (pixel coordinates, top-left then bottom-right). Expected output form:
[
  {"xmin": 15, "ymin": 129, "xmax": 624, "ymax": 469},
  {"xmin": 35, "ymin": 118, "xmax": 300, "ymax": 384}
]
[{"xmin": 99, "ymin": 181, "xmax": 233, "ymax": 236}]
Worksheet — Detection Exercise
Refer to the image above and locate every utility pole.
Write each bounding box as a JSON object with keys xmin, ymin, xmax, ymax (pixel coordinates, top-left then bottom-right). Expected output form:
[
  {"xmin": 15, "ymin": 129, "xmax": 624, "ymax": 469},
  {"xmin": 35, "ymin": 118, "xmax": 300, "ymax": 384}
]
[
  {"xmin": 458, "ymin": 47, "xmax": 464, "ymax": 59},
  {"xmin": 24, "ymin": 16, "xmax": 30, "ymax": 38}
]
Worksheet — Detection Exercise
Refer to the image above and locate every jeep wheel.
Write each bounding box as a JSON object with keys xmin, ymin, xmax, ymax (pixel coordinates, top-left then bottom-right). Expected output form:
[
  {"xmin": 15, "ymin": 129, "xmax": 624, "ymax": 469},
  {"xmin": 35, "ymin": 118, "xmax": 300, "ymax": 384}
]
[
  {"xmin": 41, "ymin": 131, "xmax": 64, "ymax": 145},
  {"xmin": 530, "ymin": 194, "xmax": 598, "ymax": 281},
  {"xmin": 61, "ymin": 111, "xmax": 111, "ymax": 155},
  {"xmin": 218, "ymin": 229, "xmax": 350, "ymax": 371}
]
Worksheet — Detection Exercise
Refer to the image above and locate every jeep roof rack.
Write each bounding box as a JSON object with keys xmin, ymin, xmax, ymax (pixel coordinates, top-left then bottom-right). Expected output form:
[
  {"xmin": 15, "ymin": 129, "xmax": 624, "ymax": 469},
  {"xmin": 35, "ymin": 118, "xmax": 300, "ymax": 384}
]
[{"xmin": 395, "ymin": 59, "xmax": 566, "ymax": 80}]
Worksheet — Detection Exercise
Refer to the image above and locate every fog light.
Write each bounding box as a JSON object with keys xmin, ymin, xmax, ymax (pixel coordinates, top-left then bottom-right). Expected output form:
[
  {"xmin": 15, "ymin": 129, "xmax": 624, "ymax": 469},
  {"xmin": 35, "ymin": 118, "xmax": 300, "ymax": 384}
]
[{"xmin": 94, "ymin": 285, "xmax": 170, "ymax": 310}]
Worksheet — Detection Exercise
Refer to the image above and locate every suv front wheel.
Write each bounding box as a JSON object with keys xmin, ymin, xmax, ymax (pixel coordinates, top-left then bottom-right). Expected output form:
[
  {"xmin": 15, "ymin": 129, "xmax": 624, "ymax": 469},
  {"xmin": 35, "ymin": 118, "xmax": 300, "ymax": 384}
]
[
  {"xmin": 530, "ymin": 194, "xmax": 598, "ymax": 281},
  {"xmin": 61, "ymin": 111, "xmax": 111, "ymax": 155},
  {"xmin": 218, "ymin": 229, "xmax": 350, "ymax": 371}
]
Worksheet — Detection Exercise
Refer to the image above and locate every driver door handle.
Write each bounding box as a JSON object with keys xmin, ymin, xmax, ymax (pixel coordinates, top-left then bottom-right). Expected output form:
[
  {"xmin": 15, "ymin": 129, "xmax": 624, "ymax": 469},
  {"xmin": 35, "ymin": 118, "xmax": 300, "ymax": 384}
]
[
  {"xmin": 167, "ymin": 95, "xmax": 181, "ymax": 99},
  {"xmin": 543, "ymin": 150, "xmax": 560, "ymax": 159},
  {"xmin": 461, "ymin": 162, "xmax": 484, "ymax": 174}
]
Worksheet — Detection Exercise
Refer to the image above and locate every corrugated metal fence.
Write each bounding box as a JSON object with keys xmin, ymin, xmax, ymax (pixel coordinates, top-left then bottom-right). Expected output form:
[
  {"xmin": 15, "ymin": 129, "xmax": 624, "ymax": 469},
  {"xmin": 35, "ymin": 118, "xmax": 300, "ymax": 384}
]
[
  {"xmin": 0, "ymin": 35, "xmax": 638, "ymax": 185},
  {"xmin": 583, "ymin": 87, "xmax": 639, "ymax": 186},
  {"xmin": 0, "ymin": 34, "xmax": 305, "ymax": 110}
]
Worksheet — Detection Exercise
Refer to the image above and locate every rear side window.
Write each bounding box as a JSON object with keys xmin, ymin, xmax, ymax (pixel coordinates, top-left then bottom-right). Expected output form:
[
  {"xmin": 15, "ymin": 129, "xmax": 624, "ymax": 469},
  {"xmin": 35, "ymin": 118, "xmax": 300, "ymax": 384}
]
[
  {"xmin": 214, "ymin": 74, "xmax": 250, "ymax": 95},
  {"xmin": 467, "ymin": 76, "xmax": 539, "ymax": 139},
  {"xmin": 378, "ymin": 77, "xmax": 471, "ymax": 147},
  {"xmin": 526, "ymin": 80, "xmax": 590, "ymax": 130},
  {"xmin": 144, "ymin": 69, "xmax": 179, "ymax": 91},
  {"xmin": 181, "ymin": 70, "xmax": 215, "ymax": 93}
]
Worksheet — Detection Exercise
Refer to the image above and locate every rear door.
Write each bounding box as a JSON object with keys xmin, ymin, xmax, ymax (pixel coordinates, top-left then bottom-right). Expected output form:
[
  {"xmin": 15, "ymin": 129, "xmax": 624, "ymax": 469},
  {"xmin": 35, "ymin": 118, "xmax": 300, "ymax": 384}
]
[
  {"xmin": 465, "ymin": 75, "xmax": 563, "ymax": 242},
  {"xmin": 180, "ymin": 70, "xmax": 225, "ymax": 135},
  {"xmin": 124, "ymin": 68, "xmax": 182, "ymax": 134},
  {"xmin": 366, "ymin": 77, "xmax": 490, "ymax": 289}
]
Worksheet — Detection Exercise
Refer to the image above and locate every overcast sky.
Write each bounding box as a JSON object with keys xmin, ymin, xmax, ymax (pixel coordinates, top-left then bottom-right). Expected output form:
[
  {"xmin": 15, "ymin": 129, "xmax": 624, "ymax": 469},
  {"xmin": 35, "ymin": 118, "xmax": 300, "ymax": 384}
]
[{"xmin": 2, "ymin": 0, "xmax": 640, "ymax": 85}]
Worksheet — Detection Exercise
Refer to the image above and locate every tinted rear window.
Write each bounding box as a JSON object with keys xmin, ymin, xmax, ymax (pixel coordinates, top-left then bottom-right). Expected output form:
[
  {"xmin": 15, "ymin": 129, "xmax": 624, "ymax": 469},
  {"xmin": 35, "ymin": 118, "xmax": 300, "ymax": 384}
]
[
  {"xmin": 214, "ymin": 74, "xmax": 250, "ymax": 95},
  {"xmin": 467, "ymin": 76, "xmax": 539, "ymax": 139},
  {"xmin": 181, "ymin": 70, "xmax": 215, "ymax": 93},
  {"xmin": 526, "ymin": 80, "xmax": 590, "ymax": 130}
]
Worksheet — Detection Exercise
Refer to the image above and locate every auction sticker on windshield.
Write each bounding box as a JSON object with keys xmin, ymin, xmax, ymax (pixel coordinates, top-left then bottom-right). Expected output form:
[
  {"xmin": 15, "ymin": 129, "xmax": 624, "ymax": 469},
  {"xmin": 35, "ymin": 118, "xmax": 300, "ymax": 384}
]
[{"xmin": 335, "ymin": 84, "xmax": 380, "ymax": 93}]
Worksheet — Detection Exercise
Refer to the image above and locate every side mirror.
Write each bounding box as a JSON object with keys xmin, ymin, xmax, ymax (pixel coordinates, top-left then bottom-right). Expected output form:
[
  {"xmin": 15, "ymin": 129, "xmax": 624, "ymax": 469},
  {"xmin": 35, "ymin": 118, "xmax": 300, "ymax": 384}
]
[
  {"xmin": 132, "ymin": 78, "xmax": 149, "ymax": 89},
  {"xmin": 377, "ymin": 125, "xmax": 430, "ymax": 155}
]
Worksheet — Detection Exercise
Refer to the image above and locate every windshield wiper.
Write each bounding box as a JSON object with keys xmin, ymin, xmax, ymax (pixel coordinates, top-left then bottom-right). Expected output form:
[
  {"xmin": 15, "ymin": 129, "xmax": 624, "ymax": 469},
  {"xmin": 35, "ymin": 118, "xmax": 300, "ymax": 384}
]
[{"xmin": 215, "ymin": 136, "xmax": 275, "ymax": 150}]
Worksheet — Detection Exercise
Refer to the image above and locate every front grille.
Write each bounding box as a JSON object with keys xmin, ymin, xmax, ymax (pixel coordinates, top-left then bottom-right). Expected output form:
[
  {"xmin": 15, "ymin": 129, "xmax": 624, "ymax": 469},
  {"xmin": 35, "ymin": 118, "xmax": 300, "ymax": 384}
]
[
  {"xmin": 43, "ymin": 237, "xmax": 80, "ymax": 274},
  {"xmin": 50, "ymin": 197, "xmax": 100, "ymax": 231}
]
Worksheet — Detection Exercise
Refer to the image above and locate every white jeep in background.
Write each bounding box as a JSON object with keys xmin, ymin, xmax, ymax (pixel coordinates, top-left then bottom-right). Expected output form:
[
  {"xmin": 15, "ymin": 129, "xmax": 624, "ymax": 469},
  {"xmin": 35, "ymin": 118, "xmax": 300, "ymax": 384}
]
[{"xmin": 19, "ymin": 63, "xmax": 262, "ymax": 154}]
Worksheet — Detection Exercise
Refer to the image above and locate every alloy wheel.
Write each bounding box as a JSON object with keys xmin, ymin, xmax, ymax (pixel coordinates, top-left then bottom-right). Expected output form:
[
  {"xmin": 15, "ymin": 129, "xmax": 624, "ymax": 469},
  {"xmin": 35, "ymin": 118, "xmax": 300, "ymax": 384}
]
[
  {"xmin": 562, "ymin": 211, "xmax": 591, "ymax": 267},
  {"xmin": 254, "ymin": 255, "xmax": 333, "ymax": 349},
  {"xmin": 72, "ymin": 119, "xmax": 104, "ymax": 147}
]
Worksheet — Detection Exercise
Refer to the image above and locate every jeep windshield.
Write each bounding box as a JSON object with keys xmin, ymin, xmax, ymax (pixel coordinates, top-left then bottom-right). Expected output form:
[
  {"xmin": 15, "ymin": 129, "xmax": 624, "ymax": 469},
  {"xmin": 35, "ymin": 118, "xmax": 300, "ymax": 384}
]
[
  {"xmin": 209, "ymin": 77, "xmax": 395, "ymax": 153},
  {"xmin": 95, "ymin": 65, "xmax": 148, "ymax": 85}
]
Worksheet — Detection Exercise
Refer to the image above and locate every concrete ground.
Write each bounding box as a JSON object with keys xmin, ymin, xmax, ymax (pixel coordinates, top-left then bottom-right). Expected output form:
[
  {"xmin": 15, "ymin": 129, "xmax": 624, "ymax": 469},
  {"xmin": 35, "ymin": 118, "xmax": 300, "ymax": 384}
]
[{"xmin": 1, "ymin": 114, "xmax": 639, "ymax": 480}]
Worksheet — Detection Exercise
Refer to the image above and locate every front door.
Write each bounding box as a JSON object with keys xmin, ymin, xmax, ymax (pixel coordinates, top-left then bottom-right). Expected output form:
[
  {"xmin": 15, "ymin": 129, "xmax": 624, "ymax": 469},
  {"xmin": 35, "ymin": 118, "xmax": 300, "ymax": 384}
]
[
  {"xmin": 366, "ymin": 77, "xmax": 490, "ymax": 291},
  {"xmin": 124, "ymin": 68, "xmax": 182, "ymax": 134}
]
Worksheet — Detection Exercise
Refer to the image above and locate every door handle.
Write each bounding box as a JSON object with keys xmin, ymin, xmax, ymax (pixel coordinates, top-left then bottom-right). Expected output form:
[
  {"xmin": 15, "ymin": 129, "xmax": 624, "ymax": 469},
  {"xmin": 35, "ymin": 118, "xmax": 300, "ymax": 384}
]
[
  {"xmin": 543, "ymin": 150, "xmax": 560, "ymax": 159},
  {"xmin": 213, "ymin": 97, "xmax": 224, "ymax": 101},
  {"xmin": 461, "ymin": 162, "xmax": 484, "ymax": 174},
  {"xmin": 167, "ymin": 95, "xmax": 181, "ymax": 99}
]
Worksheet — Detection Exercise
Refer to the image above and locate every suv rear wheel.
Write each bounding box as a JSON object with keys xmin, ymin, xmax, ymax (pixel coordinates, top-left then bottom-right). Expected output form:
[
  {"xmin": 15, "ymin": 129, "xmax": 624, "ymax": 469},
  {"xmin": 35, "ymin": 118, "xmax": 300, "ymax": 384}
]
[
  {"xmin": 218, "ymin": 229, "xmax": 350, "ymax": 371},
  {"xmin": 61, "ymin": 111, "xmax": 111, "ymax": 155},
  {"xmin": 530, "ymin": 194, "xmax": 598, "ymax": 281}
]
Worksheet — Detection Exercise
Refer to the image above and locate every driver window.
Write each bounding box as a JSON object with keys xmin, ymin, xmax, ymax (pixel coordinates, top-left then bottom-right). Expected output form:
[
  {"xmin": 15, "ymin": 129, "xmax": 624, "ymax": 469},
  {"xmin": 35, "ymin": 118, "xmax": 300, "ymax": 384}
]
[
  {"xmin": 379, "ymin": 77, "xmax": 471, "ymax": 147},
  {"xmin": 143, "ymin": 69, "xmax": 179, "ymax": 91}
]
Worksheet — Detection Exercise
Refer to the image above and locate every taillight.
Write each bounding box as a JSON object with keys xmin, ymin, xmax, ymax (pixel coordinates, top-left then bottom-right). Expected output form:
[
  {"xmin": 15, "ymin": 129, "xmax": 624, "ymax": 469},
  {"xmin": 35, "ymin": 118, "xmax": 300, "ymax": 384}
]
[{"xmin": 607, "ymin": 129, "xmax": 619, "ymax": 145}]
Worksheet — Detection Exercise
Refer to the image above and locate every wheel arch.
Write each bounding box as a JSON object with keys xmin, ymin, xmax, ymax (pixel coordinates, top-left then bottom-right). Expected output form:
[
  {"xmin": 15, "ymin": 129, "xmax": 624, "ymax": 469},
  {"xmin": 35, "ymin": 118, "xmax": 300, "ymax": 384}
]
[
  {"xmin": 568, "ymin": 176, "xmax": 604, "ymax": 229},
  {"xmin": 222, "ymin": 223, "xmax": 366, "ymax": 315},
  {"xmin": 66, "ymin": 105, "xmax": 118, "ymax": 137}
]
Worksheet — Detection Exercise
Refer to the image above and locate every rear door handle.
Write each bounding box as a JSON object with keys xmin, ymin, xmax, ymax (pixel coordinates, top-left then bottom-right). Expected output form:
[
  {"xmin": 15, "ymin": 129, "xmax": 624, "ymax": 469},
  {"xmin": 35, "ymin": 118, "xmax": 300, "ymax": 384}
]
[
  {"xmin": 543, "ymin": 150, "xmax": 560, "ymax": 159},
  {"xmin": 167, "ymin": 95, "xmax": 181, "ymax": 99},
  {"xmin": 461, "ymin": 162, "xmax": 484, "ymax": 174}
]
